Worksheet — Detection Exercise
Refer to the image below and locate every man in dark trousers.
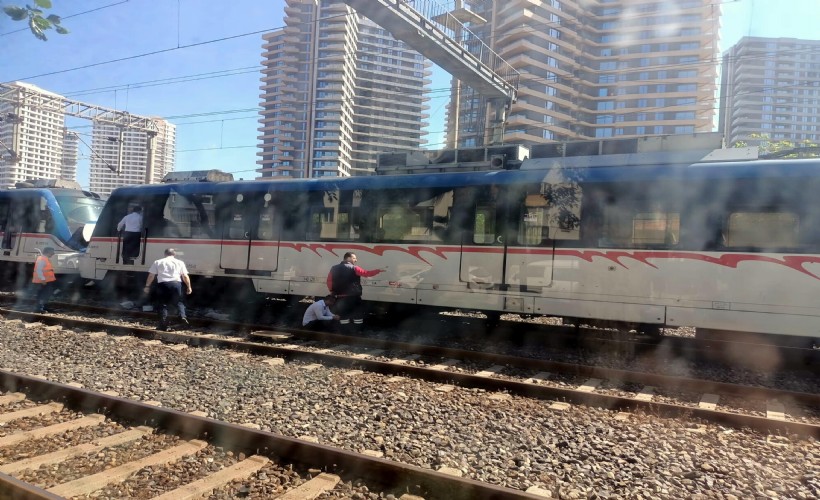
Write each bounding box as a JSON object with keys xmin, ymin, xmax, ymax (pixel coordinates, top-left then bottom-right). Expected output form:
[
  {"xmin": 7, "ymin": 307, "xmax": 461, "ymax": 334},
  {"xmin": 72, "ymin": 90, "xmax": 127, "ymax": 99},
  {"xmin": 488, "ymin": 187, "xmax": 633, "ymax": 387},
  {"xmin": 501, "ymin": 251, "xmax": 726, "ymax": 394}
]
[
  {"xmin": 302, "ymin": 294, "xmax": 340, "ymax": 332},
  {"xmin": 144, "ymin": 248, "xmax": 192, "ymax": 331},
  {"xmin": 117, "ymin": 206, "xmax": 142, "ymax": 264},
  {"xmin": 326, "ymin": 252, "xmax": 385, "ymax": 332},
  {"xmin": 31, "ymin": 247, "xmax": 56, "ymax": 313}
]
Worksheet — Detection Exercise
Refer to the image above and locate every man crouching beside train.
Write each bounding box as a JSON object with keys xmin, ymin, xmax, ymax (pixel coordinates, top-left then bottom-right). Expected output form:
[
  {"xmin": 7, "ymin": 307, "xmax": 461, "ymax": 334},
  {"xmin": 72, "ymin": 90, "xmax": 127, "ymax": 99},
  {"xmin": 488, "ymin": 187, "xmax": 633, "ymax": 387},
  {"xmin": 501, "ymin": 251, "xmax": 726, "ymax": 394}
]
[{"xmin": 326, "ymin": 252, "xmax": 385, "ymax": 333}]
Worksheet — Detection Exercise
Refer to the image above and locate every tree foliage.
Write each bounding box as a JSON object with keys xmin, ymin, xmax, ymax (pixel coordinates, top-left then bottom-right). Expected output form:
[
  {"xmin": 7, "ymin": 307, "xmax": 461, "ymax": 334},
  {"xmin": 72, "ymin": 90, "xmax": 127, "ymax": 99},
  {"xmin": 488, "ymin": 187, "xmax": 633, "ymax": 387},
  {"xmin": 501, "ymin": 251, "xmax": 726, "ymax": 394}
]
[
  {"xmin": 732, "ymin": 133, "xmax": 820, "ymax": 158},
  {"xmin": 3, "ymin": 0, "xmax": 68, "ymax": 41}
]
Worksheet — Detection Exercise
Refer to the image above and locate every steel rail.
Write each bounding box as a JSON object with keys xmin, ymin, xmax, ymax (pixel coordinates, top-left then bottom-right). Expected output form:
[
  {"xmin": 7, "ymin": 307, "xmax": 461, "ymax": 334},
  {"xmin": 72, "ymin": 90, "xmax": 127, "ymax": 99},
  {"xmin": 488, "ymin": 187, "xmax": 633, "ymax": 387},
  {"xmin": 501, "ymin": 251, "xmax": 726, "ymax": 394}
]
[
  {"xmin": 2, "ymin": 309, "xmax": 818, "ymax": 439},
  {"xmin": 0, "ymin": 370, "xmax": 543, "ymax": 500},
  {"xmin": 3, "ymin": 305, "xmax": 817, "ymax": 405}
]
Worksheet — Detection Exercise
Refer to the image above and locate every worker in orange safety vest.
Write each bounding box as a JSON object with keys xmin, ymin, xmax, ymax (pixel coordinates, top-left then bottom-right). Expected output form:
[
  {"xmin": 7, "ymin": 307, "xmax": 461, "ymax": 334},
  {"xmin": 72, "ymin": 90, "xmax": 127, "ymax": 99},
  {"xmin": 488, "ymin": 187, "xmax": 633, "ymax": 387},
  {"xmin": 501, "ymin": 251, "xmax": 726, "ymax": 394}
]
[{"xmin": 31, "ymin": 247, "xmax": 56, "ymax": 313}]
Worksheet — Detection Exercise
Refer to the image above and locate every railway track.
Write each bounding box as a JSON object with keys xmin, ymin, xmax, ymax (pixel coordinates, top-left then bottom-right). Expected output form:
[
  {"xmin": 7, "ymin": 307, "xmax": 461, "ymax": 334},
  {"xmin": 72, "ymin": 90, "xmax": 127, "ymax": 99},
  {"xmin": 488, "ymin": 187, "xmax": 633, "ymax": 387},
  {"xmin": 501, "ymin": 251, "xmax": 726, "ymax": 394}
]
[
  {"xmin": 3, "ymin": 294, "xmax": 818, "ymax": 371},
  {"xmin": 0, "ymin": 372, "xmax": 541, "ymax": 499},
  {"xmin": 2, "ymin": 307, "xmax": 818, "ymax": 440}
]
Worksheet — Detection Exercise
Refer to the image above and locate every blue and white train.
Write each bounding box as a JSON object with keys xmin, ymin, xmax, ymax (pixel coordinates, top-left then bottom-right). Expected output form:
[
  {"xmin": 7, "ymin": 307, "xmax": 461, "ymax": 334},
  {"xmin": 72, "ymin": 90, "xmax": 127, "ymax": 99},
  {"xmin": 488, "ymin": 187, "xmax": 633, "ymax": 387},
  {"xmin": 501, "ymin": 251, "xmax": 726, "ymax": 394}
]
[
  {"xmin": 79, "ymin": 144, "xmax": 820, "ymax": 345},
  {"xmin": 0, "ymin": 179, "xmax": 104, "ymax": 286}
]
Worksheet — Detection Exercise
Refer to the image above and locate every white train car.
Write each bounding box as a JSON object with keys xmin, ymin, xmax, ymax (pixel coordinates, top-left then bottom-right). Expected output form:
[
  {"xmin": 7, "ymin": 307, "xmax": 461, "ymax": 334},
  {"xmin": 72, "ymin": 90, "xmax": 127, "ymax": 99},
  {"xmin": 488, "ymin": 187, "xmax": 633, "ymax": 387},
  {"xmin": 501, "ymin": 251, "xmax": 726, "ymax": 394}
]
[{"xmin": 80, "ymin": 151, "xmax": 820, "ymax": 345}]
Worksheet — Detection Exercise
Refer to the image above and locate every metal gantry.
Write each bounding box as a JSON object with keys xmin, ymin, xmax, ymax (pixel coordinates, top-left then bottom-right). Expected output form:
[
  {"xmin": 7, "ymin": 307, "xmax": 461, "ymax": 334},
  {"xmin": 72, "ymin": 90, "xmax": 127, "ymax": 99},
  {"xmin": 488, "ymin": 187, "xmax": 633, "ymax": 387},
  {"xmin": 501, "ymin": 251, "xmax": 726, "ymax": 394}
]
[
  {"xmin": 0, "ymin": 82, "xmax": 159, "ymax": 181},
  {"xmin": 342, "ymin": 0, "xmax": 519, "ymax": 144},
  {"xmin": 0, "ymin": 83, "xmax": 159, "ymax": 132}
]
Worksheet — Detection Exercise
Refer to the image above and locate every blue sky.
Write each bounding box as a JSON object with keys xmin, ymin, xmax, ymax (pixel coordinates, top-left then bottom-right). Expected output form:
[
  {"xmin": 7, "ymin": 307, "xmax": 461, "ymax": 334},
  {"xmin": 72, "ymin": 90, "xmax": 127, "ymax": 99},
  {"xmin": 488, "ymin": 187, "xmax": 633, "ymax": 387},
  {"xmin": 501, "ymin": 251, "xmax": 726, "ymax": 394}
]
[{"xmin": 1, "ymin": 0, "xmax": 819, "ymax": 189}]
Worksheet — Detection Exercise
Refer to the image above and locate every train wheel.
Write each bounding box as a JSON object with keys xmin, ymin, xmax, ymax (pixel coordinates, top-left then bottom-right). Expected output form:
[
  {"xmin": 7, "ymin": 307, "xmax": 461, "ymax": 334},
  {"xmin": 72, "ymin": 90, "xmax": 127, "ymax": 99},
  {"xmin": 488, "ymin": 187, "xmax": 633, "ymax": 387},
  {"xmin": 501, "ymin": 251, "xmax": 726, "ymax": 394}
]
[
  {"xmin": 637, "ymin": 324, "xmax": 663, "ymax": 338},
  {"xmin": 484, "ymin": 311, "xmax": 502, "ymax": 335}
]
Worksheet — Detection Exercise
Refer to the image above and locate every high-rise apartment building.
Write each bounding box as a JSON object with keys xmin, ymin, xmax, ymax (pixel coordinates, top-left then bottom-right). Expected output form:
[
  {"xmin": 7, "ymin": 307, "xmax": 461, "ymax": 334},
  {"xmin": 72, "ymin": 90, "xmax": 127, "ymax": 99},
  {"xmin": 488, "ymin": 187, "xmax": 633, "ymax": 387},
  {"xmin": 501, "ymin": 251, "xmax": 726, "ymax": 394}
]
[
  {"xmin": 257, "ymin": 0, "xmax": 430, "ymax": 178},
  {"xmin": 446, "ymin": 0, "xmax": 720, "ymax": 147},
  {"xmin": 61, "ymin": 130, "xmax": 79, "ymax": 182},
  {"xmin": 719, "ymin": 36, "xmax": 820, "ymax": 148},
  {"xmin": 89, "ymin": 119, "xmax": 176, "ymax": 197},
  {"xmin": 0, "ymin": 82, "xmax": 72, "ymax": 188}
]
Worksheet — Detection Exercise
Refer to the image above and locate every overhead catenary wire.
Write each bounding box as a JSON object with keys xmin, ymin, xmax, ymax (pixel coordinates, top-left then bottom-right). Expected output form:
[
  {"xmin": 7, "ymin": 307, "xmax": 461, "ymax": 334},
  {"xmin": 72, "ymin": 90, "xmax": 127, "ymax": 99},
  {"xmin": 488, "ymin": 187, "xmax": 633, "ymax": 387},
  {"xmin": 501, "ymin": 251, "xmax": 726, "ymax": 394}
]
[{"xmin": 6, "ymin": 0, "xmax": 817, "ymax": 179}]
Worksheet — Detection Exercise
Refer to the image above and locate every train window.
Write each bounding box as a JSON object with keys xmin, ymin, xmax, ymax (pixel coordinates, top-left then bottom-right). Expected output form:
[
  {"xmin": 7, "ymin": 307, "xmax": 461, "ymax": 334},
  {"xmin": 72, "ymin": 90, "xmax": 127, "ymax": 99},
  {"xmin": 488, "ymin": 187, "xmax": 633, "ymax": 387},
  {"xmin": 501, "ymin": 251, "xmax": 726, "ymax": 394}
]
[
  {"xmin": 55, "ymin": 196, "xmax": 105, "ymax": 234},
  {"xmin": 257, "ymin": 206, "xmax": 278, "ymax": 241},
  {"xmin": 474, "ymin": 205, "xmax": 497, "ymax": 244},
  {"xmin": 361, "ymin": 188, "xmax": 451, "ymax": 243},
  {"xmin": 519, "ymin": 194, "xmax": 549, "ymax": 245},
  {"xmin": 726, "ymin": 212, "xmax": 798, "ymax": 248},
  {"xmin": 378, "ymin": 205, "xmax": 432, "ymax": 241},
  {"xmin": 162, "ymin": 190, "xmax": 216, "ymax": 239},
  {"xmin": 633, "ymin": 212, "xmax": 680, "ymax": 246},
  {"xmin": 305, "ymin": 190, "xmax": 359, "ymax": 241},
  {"xmin": 601, "ymin": 206, "xmax": 680, "ymax": 248},
  {"xmin": 307, "ymin": 207, "xmax": 336, "ymax": 239}
]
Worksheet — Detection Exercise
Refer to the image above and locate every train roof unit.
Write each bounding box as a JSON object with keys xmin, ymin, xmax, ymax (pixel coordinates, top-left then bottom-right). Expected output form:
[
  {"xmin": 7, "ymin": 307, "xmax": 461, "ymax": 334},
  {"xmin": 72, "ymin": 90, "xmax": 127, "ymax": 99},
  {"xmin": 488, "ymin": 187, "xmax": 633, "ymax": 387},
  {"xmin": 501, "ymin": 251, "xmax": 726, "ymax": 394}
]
[
  {"xmin": 376, "ymin": 144, "xmax": 530, "ymax": 174},
  {"xmin": 376, "ymin": 133, "xmax": 760, "ymax": 174},
  {"xmin": 162, "ymin": 170, "xmax": 234, "ymax": 183},
  {"xmin": 12, "ymin": 178, "xmax": 83, "ymax": 190}
]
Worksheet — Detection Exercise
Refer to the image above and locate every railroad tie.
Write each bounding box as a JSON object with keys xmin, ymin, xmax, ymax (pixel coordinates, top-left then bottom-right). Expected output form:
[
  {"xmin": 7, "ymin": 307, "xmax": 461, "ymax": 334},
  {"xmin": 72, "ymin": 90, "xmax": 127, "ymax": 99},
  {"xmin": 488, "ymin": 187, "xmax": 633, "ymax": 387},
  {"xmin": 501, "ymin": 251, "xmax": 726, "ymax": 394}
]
[
  {"xmin": 389, "ymin": 354, "xmax": 420, "ymax": 365},
  {"xmin": 0, "ymin": 392, "xmax": 26, "ymax": 405},
  {"xmin": 766, "ymin": 400, "xmax": 786, "ymax": 421},
  {"xmin": 524, "ymin": 372, "xmax": 551, "ymax": 384},
  {"xmin": 526, "ymin": 485, "xmax": 553, "ymax": 497},
  {"xmin": 47, "ymin": 439, "xmax": 209, "ymax": 498},
  {"xmin": 277, "ymin": 472, "xmax": 341, "ymax": 499},
  {"xmin": 0, "ymin": 414, "xmax": 106, "ymax": 449},
  {"xmin": 549, "ymin": 402, "xmax": 572, "ymax": 411},
  {"xmin": 475, "ymin": 365, "xmax": 504, "ymax": 378},
  {"xmin": 0, "ymin": 402, "xmax": 63, "ymax": 424},
  {"xmin": 151, "ymin": 455, "xmax": 270, "ymax": 500},
  {"xmin": 437, "ymin": 466, "xmax": 463, "ymax": 477},
  {"xmin": 699, "ymin": 393, "xmax": 720, "ymax": 410},
  {"xmin": 576, "ymin": 378, "xmax": 602, "ymax": 393},
  {"xmin": 353, "ymin": 349, "xmax": 385, "ymax": 359},
  {"xmin": 635, "ymin": 386, "xmax": 655, "ymax": 402},
  {"xmin": 429, "ymin": 359, "xmax": 459, "ymax": 371},
  {"xmin": 0, "ymin": 427, "xmax": 152, "ymax": 475}
]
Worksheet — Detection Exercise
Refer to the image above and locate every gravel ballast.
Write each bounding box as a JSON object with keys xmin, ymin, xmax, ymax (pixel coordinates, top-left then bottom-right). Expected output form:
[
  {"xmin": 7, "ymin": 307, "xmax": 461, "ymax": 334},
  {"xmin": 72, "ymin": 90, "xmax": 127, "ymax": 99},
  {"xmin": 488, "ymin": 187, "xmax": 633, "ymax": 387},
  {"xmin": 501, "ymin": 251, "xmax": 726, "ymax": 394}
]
[{"xmin": 0, "ymin": 321, "xmax": 817, "ymax": 499}]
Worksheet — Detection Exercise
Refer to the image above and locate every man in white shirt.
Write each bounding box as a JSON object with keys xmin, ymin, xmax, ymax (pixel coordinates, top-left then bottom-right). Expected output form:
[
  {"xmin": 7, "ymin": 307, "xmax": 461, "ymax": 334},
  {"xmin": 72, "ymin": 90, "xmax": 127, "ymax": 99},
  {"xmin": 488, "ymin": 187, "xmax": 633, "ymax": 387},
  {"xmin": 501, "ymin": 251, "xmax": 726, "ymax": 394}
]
[
  {"xmin": 117, "ymin": 206, "xmax": 143, "ymax": 264},
  {"xmin": 302, "ymin": 295, "xmax": 339, "ymax": 332},
  {"xmin": 144, "ymin": 248, "xmax": 192, "ymax": 331}
]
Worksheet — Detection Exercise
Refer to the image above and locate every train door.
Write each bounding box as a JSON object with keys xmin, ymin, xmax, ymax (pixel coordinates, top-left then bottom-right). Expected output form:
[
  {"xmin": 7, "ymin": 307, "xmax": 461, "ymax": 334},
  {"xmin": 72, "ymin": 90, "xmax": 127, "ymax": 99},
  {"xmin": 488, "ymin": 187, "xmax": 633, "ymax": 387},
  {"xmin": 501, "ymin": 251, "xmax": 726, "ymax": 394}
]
[
  {"xmin": 220, "ymin": 194, "xmax": 252, "ymax": 270},
  {"xmin": 220, "ymin": 193, "xmax": 280, "ymax": 272},
  {"xmin": 0, "ymin": 198, "xmax": 11, "ymax": 254},
  {"xmin": 7, "ymin": 197, "xmax": 35, "ymax": 256},
  {"xmin": 459, "ymin": 185, "xmax": 506, "ymax": 289},
  {"xmin": 248, "ymin": 194, "xmax": 279, "ymax": 272},
  {"xmin": 504, "ymin": 182, "xmax": 582, "ymax": 290},
  {"xmin": 22, "ymin": 195, "xmax": 55, "ymax": 254}
]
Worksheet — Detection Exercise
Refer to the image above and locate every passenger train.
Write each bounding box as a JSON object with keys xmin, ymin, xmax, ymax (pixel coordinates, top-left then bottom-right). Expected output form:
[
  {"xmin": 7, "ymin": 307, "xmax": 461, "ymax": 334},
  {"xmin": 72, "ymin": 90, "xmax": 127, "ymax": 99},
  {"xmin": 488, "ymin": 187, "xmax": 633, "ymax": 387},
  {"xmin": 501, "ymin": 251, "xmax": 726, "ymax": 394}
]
[
  {"xmin": 0, "ymin": 179, "xmax": 104, "ymax": 287},
  {"xmin": 80, "ymin": 143, "xmax": 820, "ymax": 345}
]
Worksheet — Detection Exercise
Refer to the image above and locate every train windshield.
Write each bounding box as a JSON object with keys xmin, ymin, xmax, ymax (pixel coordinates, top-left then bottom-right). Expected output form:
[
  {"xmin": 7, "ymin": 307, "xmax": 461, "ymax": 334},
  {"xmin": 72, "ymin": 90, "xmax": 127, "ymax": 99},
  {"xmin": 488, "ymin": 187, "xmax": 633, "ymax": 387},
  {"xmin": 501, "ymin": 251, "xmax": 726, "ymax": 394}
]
[{"xmin": 55, "ymin": 195, "xmax": 106, "ymax": 234}]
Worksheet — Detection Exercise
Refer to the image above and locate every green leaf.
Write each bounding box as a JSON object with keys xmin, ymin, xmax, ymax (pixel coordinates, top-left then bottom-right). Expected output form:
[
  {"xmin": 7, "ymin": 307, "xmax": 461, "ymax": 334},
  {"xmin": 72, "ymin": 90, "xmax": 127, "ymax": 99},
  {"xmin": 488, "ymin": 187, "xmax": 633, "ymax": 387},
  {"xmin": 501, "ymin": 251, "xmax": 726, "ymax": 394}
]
[
  {"xmin": 3, "ymin": 6, "xmax": 28, "ymax": 21},
  {"xmin": 29, "ymin": 20, "xmax": 47, "ymax": 41},
  {"xmin": 34, "ymin": 0, "xmax": 52, "ymax": 8},
  {"xmin": 46, "ymin": 13, "xmax": 60, "ymax": 23},
  {"xmin": 54, "ymin": 25, "xmax": 68, "ymax": 34},
  {"xmin": 33, "ymin": 15, "xmax": 50, "ymax": 29}
]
